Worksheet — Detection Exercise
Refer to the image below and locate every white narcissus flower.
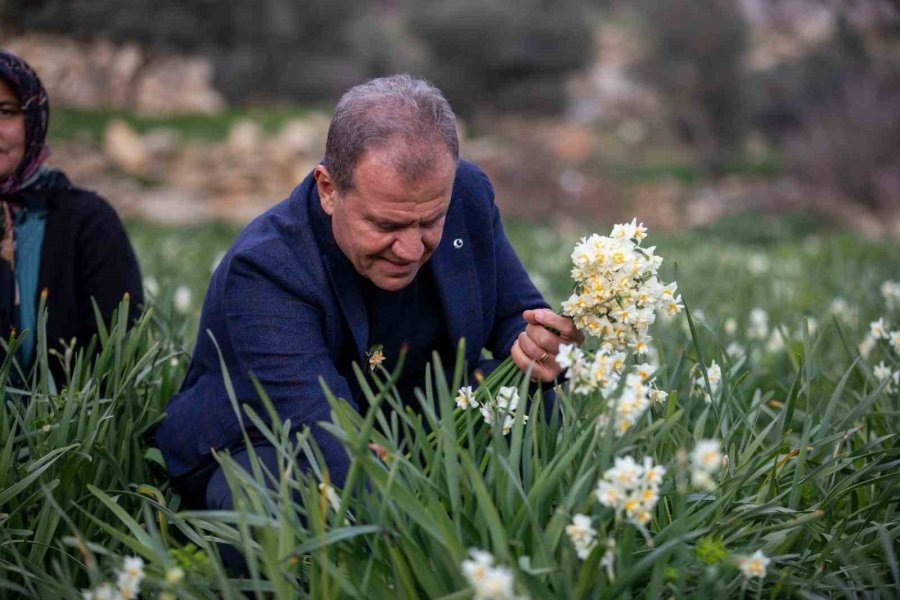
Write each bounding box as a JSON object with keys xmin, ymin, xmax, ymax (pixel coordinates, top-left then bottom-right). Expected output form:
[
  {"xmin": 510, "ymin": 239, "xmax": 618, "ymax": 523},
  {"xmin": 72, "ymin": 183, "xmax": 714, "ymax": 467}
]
[
  {"xmin": 691, "ymin": 469, "xmax": 716, "ymax": 492},
  {"xmin": 873, "ymin": 362, "xmax": 898, "ymax": 392},
  {"xmin": 596, "ymin": 455, "xmax": 665, "ymax": 528},
  {"xmin": 870, "ymin": 317, "xmax": 888, "ymax": 339},
  {"xmin": 461, "ymin": 549, "xmax": 517, "ymax": 600},
  {"xmin": 566, "ymin": 514, "xmax": 598, "ymax": 559},
  {"xmin": 456, "ymin": 386, "xmax": 477, "ymax": 409},
  {"xmin": 596, "ymin": 480, "xmax": 623, "ymax": 508},
  {"xmin": 116, "ymin": 556, "xmax": 145, "ymax": 597},
  {"xmin": 649, "ymin": 387, "xmax": 668, "ymax": 404},
  {"xmin": 642, "ymin": 456, "xmax": 666, "ymax": 487},
  {"xmin": 461, "ymin": 548, "xmax": 494, "ymax": 584},
  {"xmin": 738, "ymin": 550, "xmax": 771, "ymax": 579},
  {"xmin": 695, "ymin": 361, "xmax": 722, "ymax": 397},
  {"xmin": 556, "ymin": 343, "xmax": 582, "ymax": 371},
  {"xmin": 607, "ymin": 455, "xmax": 642, "ymax": 489},
  {"xmin": 480, "ymin": 386, "xmax": 525, "ymax": 434},
  {"xmin": 691, "ymin": 439, "xmax": 723, "ymax": 474},
  {"xmin": 873, "ymin": 361, "xmax": 892, "ymax": 381}
]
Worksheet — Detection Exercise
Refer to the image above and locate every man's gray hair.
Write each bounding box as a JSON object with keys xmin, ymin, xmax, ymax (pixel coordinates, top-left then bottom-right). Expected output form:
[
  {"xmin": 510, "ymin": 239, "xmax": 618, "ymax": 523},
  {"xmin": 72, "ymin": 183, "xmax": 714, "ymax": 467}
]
[{"xmin": 322, "ymin": 74, "xmax": 459, "ymax": 191}]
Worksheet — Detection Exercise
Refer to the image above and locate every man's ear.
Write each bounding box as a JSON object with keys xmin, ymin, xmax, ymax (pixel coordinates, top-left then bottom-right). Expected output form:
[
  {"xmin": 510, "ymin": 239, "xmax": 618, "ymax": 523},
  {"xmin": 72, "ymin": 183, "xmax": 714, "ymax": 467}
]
[{"xmin": 314, "ymin": 165, "xmax": 337, "ymax": 215}]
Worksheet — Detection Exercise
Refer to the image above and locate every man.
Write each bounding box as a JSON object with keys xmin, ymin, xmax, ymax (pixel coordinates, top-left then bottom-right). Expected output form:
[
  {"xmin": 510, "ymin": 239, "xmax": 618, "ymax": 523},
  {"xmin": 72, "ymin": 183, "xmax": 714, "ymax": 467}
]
[{"xmin": 155, "ymin": 74, "xmax": 581, "ymax": 509}]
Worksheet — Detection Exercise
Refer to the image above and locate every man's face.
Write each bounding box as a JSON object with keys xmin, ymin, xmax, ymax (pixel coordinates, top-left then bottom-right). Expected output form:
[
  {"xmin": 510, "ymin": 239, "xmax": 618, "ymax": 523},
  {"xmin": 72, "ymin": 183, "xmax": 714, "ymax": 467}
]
[{"xmin": 315, "ymin": 147, "xmax": 457, "ymax": 291}]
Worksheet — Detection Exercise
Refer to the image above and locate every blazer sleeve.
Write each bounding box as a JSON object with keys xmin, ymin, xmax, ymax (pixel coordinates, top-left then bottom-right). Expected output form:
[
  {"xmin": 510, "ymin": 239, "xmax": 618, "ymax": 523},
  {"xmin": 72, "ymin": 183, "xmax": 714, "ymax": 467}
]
[
  {"xmin": 75, "ymin": 197, "xmax": 144, "ymax": 337},
  {"xmin": 480, "ymin": 172, "xmax": 550, "ymax": 358},
  {"xmin": 221, "ymin": 245, "xmax": 354, "ymax": 485}
]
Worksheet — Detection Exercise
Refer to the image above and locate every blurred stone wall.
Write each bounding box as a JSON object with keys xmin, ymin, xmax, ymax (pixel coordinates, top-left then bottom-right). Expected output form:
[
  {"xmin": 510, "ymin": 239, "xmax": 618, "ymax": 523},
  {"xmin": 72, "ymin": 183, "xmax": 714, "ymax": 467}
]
[{"xmin": 3, "ymin": 33, "xmax": 226, "ymax": 114}]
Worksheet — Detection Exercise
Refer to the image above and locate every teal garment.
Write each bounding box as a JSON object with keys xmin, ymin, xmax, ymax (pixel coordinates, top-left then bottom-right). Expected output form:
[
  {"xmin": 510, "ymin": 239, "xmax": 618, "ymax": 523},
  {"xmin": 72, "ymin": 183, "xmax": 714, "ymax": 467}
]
[{"xmin": 12, "ymin": 168, "xmax": 51, "ymax": 369}]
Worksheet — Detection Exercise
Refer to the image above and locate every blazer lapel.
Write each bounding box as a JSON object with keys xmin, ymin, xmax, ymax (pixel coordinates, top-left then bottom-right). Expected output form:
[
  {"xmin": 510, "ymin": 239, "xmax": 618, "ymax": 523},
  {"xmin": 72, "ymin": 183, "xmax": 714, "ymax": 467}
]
[
  {"xmin": 308, "ymin": 182, "xmax": 369, "ymax": 364},
  {"xmin": 431, "ymin": 200, "xmax": 483, "ymax": 366},
  {"xmin": 322, "ymin": 253, "xmax": 368, "ymax": 365}
]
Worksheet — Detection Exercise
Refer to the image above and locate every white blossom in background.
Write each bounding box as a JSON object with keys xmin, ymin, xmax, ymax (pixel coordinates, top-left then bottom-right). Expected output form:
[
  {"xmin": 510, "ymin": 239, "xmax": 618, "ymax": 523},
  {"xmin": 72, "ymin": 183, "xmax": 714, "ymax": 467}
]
[
  {"xmin": 694, "ymin": 360, "xmax": 722, "ymax": 402},
  {"xmin": 480, "ymin": 386, "xmax": 525, "ymax": 434},
  {"xmin": 456, "ymin": 386, "xmax": 477, "ymax": 409},
  {"xmin": 889, "ymin": 330, "xmax": 900, "ymax": 354},
  {"xmin": 829, "ymin": 297, "xmax": 858, "ymax": 325},
  {"xmin": 82, "ymin": 583, "xmax": 120, "ymax": 600},
  {"xmin": 461, "ymin": 549, "xmax": 519, "ymax": 600},
  {"xmin": 747, "ymin": 308, "xmax": 769, "ymax": 340},
  {"xmin": 873, "ymin": 362, "xmax": 898, "ymax": 393},
  {"xmin": 565, "ymin": 514, "xmax": 598, "ymax": 559},
  {"xmin": 737, "ymin": 550, "xmax": 771, "ymax": 579},
  {"xmin": 690, "ymin": 439, "xmax": 723, "ymax": 491},
  {"xmin": 143, "ymin": 276, "xmax": 159, "ymax": 297},
  {"xmin": 747, "ymin": 253, "xmax": 770, "ymax": 275},
  {"xmin": 859, "ymin": 335, "xmax": 877, "ymax": 359},
  {"xmin": 726, "ymin": 342, "xmax": 745, "ymax": 359},
  {"xmin": 766, "ymin": 328, "xmax": 786, "ymax": 354},
  {"xmin": 174, "ymin": 285, "xmax": 192, "ymax": 314},
  {"xmin": 723, "ymin": 317, "xmax": 738, "ymax": 336},
  {"xmin": 596, "ymin": 455, "xmax": 665, "ymax": 528},
  {"xmin": 881, "ymin": 280, "xmax": 900, "ymax": 311}
]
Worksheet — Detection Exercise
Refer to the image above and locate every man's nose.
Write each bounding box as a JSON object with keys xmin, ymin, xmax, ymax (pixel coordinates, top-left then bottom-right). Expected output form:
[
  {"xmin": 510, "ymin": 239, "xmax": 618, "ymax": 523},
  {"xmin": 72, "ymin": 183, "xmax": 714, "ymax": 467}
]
[{"xmin": 392, "ymin": 229, "xmax": 425, "ymax": 263}]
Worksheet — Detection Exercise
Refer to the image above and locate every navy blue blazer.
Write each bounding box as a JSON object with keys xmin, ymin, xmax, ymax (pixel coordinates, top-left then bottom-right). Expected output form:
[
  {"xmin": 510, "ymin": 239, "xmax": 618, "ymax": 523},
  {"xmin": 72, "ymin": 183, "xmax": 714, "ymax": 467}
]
[{"xmin": 155, "ymin": 160, "xmax": 548, "ymax": 487}]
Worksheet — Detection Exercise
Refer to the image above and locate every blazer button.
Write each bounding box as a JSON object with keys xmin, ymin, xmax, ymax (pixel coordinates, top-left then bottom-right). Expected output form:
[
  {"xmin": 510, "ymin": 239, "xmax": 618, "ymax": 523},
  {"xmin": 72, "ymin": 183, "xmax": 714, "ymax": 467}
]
[{"xmin": 453, "ymin": 238, "xmax": 464, "ymax": 249}]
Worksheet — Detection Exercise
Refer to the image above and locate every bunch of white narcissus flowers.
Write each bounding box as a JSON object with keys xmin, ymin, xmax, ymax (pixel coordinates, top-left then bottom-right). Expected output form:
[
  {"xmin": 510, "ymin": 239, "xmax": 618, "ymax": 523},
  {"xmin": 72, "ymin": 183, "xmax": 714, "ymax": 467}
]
[
  {"xmin": 553, "ymin": 220, "xmax": 680, "ymax": 435},
  {"xmin": 557, "ymin": 343, "xmax": 668, "ymax": 436},
  {"xmin": 594, "ymin": 455, "xmax": 666, "ymax": 531},
  {"xmin": 461, "ymin": 549, "xmax": 523, "ymax": 600},
  {"xmin": 82, "ymin": 556, "xmax": 145, "ymax": 600},
  {"xmin": 456, "ymin": 385, "xmax": 527, "ymax": 435},
  {"xmin": 561, "ymin": 219, "xmax": 683, "ymax": 353}
]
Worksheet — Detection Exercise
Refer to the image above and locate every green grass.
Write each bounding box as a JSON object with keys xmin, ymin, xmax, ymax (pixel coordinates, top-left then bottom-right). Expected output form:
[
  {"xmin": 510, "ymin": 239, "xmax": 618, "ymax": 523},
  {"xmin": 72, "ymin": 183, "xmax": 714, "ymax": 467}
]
[
  {"xmin": 1, "ymin": 215, "xmax": 898, "ymax": 598},
  {"xmin": 607, "ymin": 154, "xmax": 784, "ymax": 185},
  {"xmin": 49, "ymin": 106, "xmax": 322, "ymax": 143}
]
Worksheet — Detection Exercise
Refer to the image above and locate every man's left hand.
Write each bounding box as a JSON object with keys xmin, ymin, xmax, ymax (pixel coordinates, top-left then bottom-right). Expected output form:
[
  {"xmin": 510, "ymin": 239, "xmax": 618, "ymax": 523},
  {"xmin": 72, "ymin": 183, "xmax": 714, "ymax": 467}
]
[{"xmin": 511, "ymin": 308, "xmax": 585, "ymax": 382}]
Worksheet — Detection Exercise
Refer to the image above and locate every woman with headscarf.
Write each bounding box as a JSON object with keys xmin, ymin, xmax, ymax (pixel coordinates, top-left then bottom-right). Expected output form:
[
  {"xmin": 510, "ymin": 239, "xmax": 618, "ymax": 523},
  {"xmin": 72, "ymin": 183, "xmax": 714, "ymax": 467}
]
[{"xmin": 0, "ymin": 49, "xmax": 143, "ymax": 381}]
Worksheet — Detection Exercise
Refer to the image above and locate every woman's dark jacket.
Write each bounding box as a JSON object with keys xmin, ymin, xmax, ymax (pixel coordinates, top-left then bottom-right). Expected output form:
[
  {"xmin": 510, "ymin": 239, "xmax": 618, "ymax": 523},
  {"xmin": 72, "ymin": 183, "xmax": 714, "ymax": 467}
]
[{"xmin": 0, "ymin": 172, "xmax": 144, "ymax": 379}]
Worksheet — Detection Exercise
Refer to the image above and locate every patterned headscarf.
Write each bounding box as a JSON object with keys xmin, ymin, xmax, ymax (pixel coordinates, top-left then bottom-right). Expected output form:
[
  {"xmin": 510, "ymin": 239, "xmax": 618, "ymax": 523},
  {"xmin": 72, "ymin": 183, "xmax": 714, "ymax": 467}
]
[
  {"xmin": 0, "ymin": 50, "xmax": 50, "ymax": 196},
  {"xmin": 0, "ymin": 50, "xmax": 51, "ymax": 346}
]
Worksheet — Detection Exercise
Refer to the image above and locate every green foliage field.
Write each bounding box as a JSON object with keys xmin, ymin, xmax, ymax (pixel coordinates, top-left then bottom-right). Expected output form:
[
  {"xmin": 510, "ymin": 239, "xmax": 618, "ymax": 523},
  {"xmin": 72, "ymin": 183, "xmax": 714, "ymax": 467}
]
[{"xmin": 1, "ymin": 215, "xmax": 898, "ymax": 599}]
